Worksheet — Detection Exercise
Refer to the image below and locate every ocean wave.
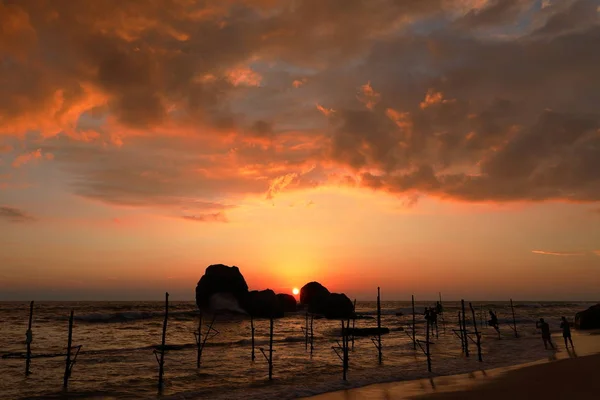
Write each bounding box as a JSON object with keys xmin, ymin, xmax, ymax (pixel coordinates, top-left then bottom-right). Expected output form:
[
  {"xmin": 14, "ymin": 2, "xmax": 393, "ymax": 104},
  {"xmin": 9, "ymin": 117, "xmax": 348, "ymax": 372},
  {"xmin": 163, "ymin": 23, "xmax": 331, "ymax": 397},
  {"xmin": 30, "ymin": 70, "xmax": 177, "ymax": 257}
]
[{"xmin": 70, "ymin": 310, "xmax": 198, "ymax": 323}]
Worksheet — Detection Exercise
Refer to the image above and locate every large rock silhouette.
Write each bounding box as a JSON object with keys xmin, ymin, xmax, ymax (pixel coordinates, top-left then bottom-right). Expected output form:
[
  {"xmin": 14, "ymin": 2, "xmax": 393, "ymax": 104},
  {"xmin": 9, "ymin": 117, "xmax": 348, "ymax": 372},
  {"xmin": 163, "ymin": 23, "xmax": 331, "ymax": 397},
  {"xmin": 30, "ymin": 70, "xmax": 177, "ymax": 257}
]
[
  {"xmin": 276, "ymin": 293, "xmax": 297, "ymax": 313},
  {"xmin": 300, "ymin": 282, "xmax": 330, "ymax": 313},
  {"xmin": 195, "ymin": 264, "xmax": 248, "ymax": 312},
  {"xmin": 195, "ymin": 264, "xmax": 294, "ymax": 318},
  {"xmin": 244, "ymin": 290, "xmax": 284, "ymax": 318},
  {"xmin": 575, "ymin": 304, "xmax": 600, "ymax": 329},
  {"xmin": 300, "ymin": 281, "xmax": 354, "ymax": 319}
]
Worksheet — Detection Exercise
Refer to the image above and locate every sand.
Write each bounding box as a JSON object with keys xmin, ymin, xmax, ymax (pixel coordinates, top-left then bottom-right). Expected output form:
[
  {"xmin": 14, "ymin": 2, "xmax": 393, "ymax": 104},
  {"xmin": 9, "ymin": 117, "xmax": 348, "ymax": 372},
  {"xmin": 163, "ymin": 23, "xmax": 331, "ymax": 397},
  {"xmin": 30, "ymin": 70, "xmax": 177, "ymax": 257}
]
[{"xmin": 305, "ymin": 332, "xmax": 600, "ymax": 400}]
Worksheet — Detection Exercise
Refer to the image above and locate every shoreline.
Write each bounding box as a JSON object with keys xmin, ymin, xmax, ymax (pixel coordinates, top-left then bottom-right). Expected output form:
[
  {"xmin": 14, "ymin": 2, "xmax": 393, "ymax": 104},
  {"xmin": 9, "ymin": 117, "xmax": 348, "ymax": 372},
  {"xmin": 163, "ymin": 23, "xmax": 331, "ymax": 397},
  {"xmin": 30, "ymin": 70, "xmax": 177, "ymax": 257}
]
[{"xmin": 304, "ymin": 330, "xmax": 600, "ymax": 400}]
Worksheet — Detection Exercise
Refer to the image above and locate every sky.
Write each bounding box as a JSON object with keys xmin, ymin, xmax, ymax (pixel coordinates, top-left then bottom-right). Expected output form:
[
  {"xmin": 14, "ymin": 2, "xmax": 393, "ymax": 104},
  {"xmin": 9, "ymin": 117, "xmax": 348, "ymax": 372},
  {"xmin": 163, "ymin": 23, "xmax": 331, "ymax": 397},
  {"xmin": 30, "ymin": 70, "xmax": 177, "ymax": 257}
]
[{"xmin": 1, "ymin": 0, "xmax": 599, "ymax": 301}]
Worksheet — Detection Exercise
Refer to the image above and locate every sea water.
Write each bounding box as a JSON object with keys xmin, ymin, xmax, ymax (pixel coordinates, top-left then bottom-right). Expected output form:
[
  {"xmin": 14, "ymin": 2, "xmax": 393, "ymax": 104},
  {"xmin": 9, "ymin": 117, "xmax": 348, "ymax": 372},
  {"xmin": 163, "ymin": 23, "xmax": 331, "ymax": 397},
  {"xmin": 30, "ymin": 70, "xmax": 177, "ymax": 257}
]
[{"xmin": 0, "ymin": 300, "xmax": 594, "ymax": 399}]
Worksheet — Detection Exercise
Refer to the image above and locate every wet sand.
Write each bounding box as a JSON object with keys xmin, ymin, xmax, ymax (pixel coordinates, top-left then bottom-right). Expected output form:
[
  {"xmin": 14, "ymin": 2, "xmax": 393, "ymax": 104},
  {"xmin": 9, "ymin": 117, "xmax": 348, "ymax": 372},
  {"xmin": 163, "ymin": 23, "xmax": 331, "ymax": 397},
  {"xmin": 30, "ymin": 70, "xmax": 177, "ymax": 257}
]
[{"xmin": 305, "ymin": 332, "xmax": 600, "ymax": 400}]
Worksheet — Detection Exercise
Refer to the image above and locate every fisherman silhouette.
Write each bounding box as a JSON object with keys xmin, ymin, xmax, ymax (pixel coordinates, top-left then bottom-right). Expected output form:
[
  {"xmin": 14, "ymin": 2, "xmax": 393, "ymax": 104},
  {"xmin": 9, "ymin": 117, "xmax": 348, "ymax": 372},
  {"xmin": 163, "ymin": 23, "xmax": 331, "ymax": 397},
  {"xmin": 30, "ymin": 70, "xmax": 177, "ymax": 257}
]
[
  {"xmin": 435, "ymin": 301, "xmax": 443, "ymax": 315},
  {"xmin": 536, "ymin": 318, "xmax": 555, "ymax": 350},
  {"xmin": 560, "ymin": 316, "xmax": 574, "ymax": 349},
  {"xmin": 488, "ymin": 310, "xmax": 501, "ymax": 338}
]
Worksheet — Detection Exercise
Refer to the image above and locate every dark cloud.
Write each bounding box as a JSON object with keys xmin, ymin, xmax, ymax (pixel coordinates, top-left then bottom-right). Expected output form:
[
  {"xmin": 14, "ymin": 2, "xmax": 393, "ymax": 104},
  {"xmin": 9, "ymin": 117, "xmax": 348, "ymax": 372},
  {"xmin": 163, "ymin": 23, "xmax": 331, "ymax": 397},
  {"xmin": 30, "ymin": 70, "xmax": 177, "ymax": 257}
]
[
  {"xmin": 3, "ymin": 0, "xmax": 600, "ymax": 210},
  {"xmin": 0, "ymin": 206, "xmax": 35, "ymax": 222}
]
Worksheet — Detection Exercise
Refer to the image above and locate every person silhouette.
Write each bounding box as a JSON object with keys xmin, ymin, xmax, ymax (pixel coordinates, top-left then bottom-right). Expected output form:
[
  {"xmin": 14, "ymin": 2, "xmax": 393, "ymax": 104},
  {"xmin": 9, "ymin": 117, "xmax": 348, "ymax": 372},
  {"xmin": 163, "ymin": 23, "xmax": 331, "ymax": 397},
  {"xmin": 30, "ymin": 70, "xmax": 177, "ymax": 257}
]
[
  {"xmin": 560, "ymin": 316, "xmax": 574, "ymax": 349},
  {"xmin": 488, "ymin": 310, "xmax": 500, "ymax": 335},
  {"xmin": 536, "ymin": 318, "xmax": 555, "ymax": 350}
]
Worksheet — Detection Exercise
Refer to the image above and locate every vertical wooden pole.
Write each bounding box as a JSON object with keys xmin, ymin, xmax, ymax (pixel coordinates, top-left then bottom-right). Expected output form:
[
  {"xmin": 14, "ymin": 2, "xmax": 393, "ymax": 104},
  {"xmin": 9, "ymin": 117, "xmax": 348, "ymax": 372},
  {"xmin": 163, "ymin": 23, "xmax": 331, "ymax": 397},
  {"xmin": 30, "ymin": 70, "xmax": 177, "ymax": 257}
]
[
  {"xmin": 425, "ymin": 314, "xmax": 432, "ymax": 372},
  {"xmin": 480, "ymin": 305, "xmax": 484, "ymax": 329},
  {"xmin": 268, "ymin": 317, "xmax": 273, "ymax": 380},
  {"xmin": 25, "ymin": 301, "xmax": 34, "ymax": 376},
  {"xmin": 305, "ymin": 312, "xmax": 309, "ymax": 351},
  {"xmin": 310, "ymin": 314, "xmax": 314, "ymax": 355},
  {"xmin": 377, "ymin": 287, "xmax": 382, "ymax": 364},
  {"xmin": 461, "ymin": 300, "xmax": 469, "ymax": 357},
  {"xmin": 251, "ymin": 315, "xmax": 255, "ymax": 361},
  {"xmin": 341, "ymin": 320, "xmax": 348, "ymax": 381},
  {"xmin": 510, "ymin": 299, "xmax": 519, "ymax": 338},
  {"xmin": 63, "ymin": 310, "xmax": 74, "ymax": 389},
  {"xmin": 439, "ymin": 292, "xmax": 445, "ymax": 334},
  {"xmin": 469, "ymin": 303, "xmax": 482, "ymax": 362},
  {"xmin": 351, "ymin": 299, "xmax": 356, "ymax": 351},
  {"xmin": 158, "ymin": 292, "xmax": 169, "ymax": 391},
  {"xmin": 196, "ymin": 313, "xmax": 203, "ymax": 368},
  {"xmin": 412, "ymin": 295, "xmax": 416, "ymax": 350},
  {"xmin": 458, "ymin": 312, "xmax": 464, "ymax": 352}
]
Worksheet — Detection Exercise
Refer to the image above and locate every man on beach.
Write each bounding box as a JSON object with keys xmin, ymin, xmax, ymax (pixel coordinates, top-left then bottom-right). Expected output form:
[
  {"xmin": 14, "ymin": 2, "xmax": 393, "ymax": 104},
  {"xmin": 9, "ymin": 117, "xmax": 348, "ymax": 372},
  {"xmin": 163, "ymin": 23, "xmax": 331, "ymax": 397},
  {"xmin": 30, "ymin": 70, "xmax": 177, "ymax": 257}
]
[
  {"xmin": 560, "ymin": 316, "xmax": 574, "ymax": 349},
  {"xmin": 537, "ymin": 318, "xmax": 555, "ymax": 350}
]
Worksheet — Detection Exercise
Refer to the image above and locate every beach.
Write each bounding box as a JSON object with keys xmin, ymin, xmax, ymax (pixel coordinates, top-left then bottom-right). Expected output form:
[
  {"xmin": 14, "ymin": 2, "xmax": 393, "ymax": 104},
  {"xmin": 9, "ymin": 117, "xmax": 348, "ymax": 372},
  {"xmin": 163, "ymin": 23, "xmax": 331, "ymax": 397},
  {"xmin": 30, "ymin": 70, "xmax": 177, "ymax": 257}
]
[{"xmin": 305, "ymin": 330, "xmax": 600, "ymax": 400}]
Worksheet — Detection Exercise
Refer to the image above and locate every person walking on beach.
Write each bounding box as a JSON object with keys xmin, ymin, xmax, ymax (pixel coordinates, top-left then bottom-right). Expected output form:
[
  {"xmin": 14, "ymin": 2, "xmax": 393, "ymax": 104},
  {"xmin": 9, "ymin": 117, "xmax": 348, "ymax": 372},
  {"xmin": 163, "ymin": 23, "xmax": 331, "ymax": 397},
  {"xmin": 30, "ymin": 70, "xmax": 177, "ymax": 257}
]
[
  {"xmin": 560, "ymin": 316, "xmax": 574, "ymax": 349},
  {"xmin": 536, "ymin": 318, "xmax": 555, "ymax": 350}
]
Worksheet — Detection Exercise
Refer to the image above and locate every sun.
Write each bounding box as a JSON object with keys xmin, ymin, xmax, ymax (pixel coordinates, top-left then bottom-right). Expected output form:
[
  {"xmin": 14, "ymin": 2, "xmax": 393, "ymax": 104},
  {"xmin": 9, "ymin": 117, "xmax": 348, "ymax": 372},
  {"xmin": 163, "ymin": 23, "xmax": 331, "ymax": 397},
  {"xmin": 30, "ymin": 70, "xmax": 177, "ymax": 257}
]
[{"xmin": 292, "ymin": 287, "xmax": 300, "ymax": 296}]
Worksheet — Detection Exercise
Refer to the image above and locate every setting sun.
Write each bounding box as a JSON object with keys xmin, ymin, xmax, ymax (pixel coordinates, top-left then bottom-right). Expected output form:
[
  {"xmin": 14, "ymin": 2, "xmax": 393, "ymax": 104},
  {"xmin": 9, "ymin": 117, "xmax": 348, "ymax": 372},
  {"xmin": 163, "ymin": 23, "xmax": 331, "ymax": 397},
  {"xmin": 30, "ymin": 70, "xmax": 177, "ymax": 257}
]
[{"xmin": 292, "ymin": 288, "xmax": 299, "ymax": 296}]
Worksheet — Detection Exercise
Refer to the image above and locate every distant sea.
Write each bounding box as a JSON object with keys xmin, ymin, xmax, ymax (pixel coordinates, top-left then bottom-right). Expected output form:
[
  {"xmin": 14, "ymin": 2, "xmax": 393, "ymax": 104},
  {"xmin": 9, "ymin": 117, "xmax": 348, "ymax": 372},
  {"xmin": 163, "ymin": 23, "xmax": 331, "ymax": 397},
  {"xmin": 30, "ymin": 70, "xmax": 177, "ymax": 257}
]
[{"xmin": 0, "ymin": 300, "xmax": 595, "ymax": 399}]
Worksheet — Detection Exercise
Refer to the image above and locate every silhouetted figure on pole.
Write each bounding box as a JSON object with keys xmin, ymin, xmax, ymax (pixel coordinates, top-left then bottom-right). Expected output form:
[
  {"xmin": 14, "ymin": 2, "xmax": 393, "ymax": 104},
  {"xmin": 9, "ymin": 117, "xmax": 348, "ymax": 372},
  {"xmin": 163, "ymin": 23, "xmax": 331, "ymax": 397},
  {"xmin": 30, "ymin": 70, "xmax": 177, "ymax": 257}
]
[
  {"xmin": 435, "ymin": 302, "xmax": 443, "ymax": 315},
  {"xmin": 560, "ymin": 317, "xmax": 574, "ymax": 349},
  {"xmin": 488, "ymin": 310, "xmax": 500, "ymax": 336},
  {"xmin": 536, "ymin": 318, "xmax": 555, "ymax": 350}
]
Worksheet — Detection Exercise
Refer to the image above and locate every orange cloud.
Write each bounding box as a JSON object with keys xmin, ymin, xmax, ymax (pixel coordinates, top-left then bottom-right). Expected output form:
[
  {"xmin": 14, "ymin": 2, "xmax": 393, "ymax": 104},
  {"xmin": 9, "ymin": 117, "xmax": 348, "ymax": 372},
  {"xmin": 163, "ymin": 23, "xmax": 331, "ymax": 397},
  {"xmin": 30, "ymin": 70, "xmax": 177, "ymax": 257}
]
[
  {"xmin": 316, "ymin": 104, "xmax": 335, "ymax": 116},
  {"xmin": 531, "ymin": 250, "xmax": 585, "ymax": 256},
  {"xmin": 12, "ymin": 149, "xmax": 46, "ymax": 168},
  {"xmin": 226, "ymin": 67, "xmax": 262, "ymax": 87},
  {"xmin": 357, "ymin": 81, "xmax": 381, "ymax": 110}
]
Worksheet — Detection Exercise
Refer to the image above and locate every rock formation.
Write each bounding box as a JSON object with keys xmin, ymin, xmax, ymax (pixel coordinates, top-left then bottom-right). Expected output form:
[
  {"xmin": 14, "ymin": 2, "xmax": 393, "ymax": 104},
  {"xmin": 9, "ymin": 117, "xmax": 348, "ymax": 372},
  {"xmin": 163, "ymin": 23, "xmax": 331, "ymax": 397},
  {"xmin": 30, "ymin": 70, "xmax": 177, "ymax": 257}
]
[
  {"xmin": 575, "ymin": 303, "xmax": 600, "ymax": 329},
  {"xmin": 300, "ymin": 282, "xmax": 330, "ymax": 314},
  {"xmin": 195, "ymin": 264, "xmax": 248, "ymax": 312},
  {"xmin": 299, "ymin": 281, "xmax": 354, "ymax": 319},
  {"xmin": 276, "ymin": 293, "xmax": 297, "ymax": 313},
  {"xmin": 244, "ymin": 289, "xmax": 284, "ymax": 318}
]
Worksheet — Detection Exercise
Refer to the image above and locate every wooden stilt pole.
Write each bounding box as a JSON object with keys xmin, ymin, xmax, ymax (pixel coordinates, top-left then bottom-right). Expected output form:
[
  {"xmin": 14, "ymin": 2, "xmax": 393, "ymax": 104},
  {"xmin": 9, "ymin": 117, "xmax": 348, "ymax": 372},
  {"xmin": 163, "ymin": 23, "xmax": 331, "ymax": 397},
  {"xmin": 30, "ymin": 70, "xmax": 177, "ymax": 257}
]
[
  {"xmin": 158, "ymin": 292, "xmax": 169, "ymax": 391},
  {"xmin": 251, "ymin": 315, "xmax": 256, "ymax": 361},
  {"xmin": 439, "ymin": 292, "xmax": 445, "ymax": 334},
  {"xmin": 268, "ymin": 317, "xmax": 273, "ymax": 380},
  {"xmin": 351, "ymin": 299, "xmax": 356, "ymax": 351},
  {"xmin": 510, "ymin": 299, "xmax": 519, "ymax": 338},
  {"xmin": 196, "ymin": 313, "xmax": 202, "ymax": 368},
  {"xmin": 412, "ymin": 295, "xmax": 416, "ymax": 350},
  {"xmin": 377, "ymin": 287, "xmax": 382, "ymax": 364},
  {"xmin": 342, "ymin": 320, "xmax": 348, "ymax": 381},
  {"xmin": 310, "ymin": 314, "xmax": 314, "ymax": 355},
  {"xmin": 458, "ymin": 312, "xmax": 464, "ymax": 352},
  {"xmin": 425, "ymin": 315, "xmax": 432, "ymax": 373},
  {"xmin": 63, "ymin": 310, "xmax": 74, "ymax": 389},
  {"xmin": 25, "ymin": 301, "xmax": 34, "ymax": 376},
  {"xmin": 305, "ymin": 312, "xmax": 309, "ymax": 351},
  {"xmin": 461, "ymin": 300, "xmax": 469, "ymax": 357},
  {"xmin": 469, "ymin": 303, "xmax": 483, "ymax": 362}
]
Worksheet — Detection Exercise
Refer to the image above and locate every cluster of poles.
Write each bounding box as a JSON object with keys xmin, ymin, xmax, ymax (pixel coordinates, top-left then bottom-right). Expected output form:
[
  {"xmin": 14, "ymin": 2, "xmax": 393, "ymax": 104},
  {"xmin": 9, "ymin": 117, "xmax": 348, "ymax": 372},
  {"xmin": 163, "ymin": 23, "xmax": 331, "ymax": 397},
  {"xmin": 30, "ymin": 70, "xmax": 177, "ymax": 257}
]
[{"xmin": 15, "ymin": 292, "xmax": 522, "ymax": 394}]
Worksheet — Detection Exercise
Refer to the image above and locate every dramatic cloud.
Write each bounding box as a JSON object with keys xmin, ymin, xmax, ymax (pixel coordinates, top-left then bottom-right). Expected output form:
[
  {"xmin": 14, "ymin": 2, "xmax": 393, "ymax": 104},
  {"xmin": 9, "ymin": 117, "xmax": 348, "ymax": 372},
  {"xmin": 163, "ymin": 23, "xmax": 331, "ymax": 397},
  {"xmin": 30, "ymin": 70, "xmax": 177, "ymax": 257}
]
[
  {"xmin": 531, "ymin": 250, "xmax": 585, "ymax": 256},
  {"xmin": 2, "ymin": 0, "xmax": 600, "ymax": 214},
  {"xmin": 0, "ymin": 206, "xmax": 35, "ymax": 222}
]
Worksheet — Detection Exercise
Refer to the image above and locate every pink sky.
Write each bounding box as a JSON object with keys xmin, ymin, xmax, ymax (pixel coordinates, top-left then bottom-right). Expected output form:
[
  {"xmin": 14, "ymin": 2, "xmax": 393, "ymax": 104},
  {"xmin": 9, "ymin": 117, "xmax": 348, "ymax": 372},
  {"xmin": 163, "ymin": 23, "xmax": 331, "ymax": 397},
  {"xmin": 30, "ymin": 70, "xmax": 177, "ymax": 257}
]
[{"xmin": 1, "ymin": 0, "xmax": 599, "ymax": 301}]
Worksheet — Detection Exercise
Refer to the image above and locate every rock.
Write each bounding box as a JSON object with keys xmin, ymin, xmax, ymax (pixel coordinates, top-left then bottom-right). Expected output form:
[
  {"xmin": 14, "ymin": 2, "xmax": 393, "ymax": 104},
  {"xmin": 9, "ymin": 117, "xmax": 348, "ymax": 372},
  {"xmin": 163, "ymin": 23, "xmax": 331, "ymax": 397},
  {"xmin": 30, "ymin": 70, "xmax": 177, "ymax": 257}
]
[
  {"xmin": 323, "ymin": 293, "xmax": 355, "ymax": 319},
  {"xmin": 575, "ymin": 304, "xmax": 600, "ymax": 329},
  {"xmin": 195, "ymin": 264, "xmax": 248, "ymax": 312},
  {"xmin": 300, "ymin": 282, "xmax": 330, "ymax": 314},
  {"xmin": 243, "ymin": 290, "xmax": 283, "ymax": 318},
  {"xmin": 276, "ymin": 293, "xmax": 297, "ymax": 312}
]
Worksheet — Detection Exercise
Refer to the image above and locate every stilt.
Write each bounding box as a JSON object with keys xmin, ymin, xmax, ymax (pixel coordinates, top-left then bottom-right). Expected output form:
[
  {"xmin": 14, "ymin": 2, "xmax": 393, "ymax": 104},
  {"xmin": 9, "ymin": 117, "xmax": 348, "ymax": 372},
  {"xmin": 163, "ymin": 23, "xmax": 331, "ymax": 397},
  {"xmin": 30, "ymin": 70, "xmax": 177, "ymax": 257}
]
[
  {"xmin": 305, "ymin": 312, "xmax": 309, "ymax": 351},
  {"xmin": 197, "ymin": 314, "xmax": 218, "ymax": 367},
  {"xmin": 268, "ymin": 317, "xmax": 273, "ymax": 380},
  {"xmin": 63, "ymin": 310, "xmax": 74, "ymax": 389},
  {"xmin": 259, "ymin": 317, "xmax": 275, "ymax": 380},
  {"xmin": 439, "ymin": 292, "xmax": 445, "ymax": 334},
  {"xmin": 412, "ymin": 295, "xmax": 416, "ymax": 350},
  {"xmin": 469, "ymin": 303, "xmax": 483, "ymax": 362},
  {"xmin": 25, "ymin": 301, "xmax": 33, "ymax": 376},
  {"xmin": 480, "ymin": 305, "xmax": 484, "ymax": 329},
  {"xmin": 157, "ymin": 292, "xmax": 169, "ymax": 392},
  {"xmin": 251, "ymin": 315, "xmax": 255, "ymax": 361},
  {"xmin": 197, "ymin": 313, "xmax": 203, "ymax": 367},
  {"xmin": 377, "ymin": 287, "xmax": 382, "ymax": 364},
  {"xmin": 461, "ymin": 300, "xmax": 469, "ymax": 357},
  {"xmin": 310, "ymin": 314, "xmax": 314, "ymax": 355},
  {"xmin": 457, "ymin": 312, "xmax": 464, "ymax": 352},
  {"xmin": 510, "ymin": 299, "xmax": 519, "ymax": 338},
  {"xmin": 425, "ymin": 315, "xmax": 432, "ymax": 372},
  {"xmin": 351, "ymin": 299, "xmax": 356, "ymax": 351}
]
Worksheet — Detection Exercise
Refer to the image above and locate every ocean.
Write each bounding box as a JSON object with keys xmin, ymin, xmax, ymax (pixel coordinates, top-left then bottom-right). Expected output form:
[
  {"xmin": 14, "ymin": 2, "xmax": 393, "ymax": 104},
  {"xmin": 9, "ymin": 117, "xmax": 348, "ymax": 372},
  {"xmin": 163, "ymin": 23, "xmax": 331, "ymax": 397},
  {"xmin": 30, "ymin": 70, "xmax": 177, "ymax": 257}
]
[{"xmin": 0, "ymin": 300, "xmax": 595, "ymax": 399}]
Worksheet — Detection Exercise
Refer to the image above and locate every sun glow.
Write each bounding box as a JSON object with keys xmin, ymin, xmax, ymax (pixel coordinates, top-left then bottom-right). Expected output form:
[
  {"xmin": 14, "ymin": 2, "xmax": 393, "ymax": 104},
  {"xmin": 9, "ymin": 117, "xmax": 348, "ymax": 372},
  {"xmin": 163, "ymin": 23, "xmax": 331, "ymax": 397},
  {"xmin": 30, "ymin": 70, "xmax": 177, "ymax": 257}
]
[{"xmin": 292, "ymin": 287, "xmax": 299, "ymax": 295}]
